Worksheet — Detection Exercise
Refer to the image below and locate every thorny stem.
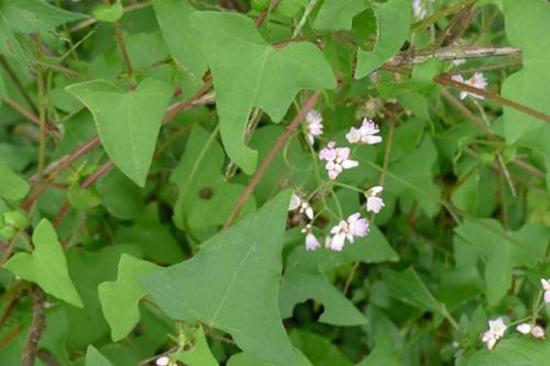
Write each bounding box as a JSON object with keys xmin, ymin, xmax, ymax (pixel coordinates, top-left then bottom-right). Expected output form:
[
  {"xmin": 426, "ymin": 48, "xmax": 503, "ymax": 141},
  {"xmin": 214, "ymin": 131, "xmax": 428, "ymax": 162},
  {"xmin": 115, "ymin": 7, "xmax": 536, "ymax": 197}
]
[{"xmin": 223, "ymin": 92, "xmax": 322, "ymax": 229}]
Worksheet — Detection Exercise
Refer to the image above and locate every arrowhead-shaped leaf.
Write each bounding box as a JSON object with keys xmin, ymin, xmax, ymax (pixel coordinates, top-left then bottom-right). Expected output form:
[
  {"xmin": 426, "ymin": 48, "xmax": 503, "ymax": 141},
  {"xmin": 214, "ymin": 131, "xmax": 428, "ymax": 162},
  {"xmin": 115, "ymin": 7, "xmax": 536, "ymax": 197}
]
[
  {"xmin": 98, "ymin": 254, "xmax": 160, "ymax": 341},
  {"xmin": 4, "ymin": 219, "xmax": 83, "ymax": 307},
  {"xmin": 141, "ymin": 191, "xmax": 295, "ymax": 365},
  {"xmin": 190, "ymin": 11, "xmax": 336, "ymax": 174},
  {"xmin": 280, "ymin": 269, "xmax": 367, "ymax": 326},
  {"xmin": 355, "ymin": 0, "xmax": 411, "ymax": 78},
  {"xmin": 66, "ymin": 78, "xmax": 172, "ymax": 186},
  {"xmin": 0, "ymin": 159, "xmax": 29, "ymax": 201}
]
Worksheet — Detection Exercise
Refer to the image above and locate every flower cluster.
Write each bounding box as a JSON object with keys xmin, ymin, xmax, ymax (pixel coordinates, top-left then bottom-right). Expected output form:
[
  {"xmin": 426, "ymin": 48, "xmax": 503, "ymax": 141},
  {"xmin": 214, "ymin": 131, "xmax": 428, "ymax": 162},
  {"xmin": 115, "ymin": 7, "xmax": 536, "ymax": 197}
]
[
  {"xmin": 481, "ymin": 278, "xmax": 550, "ymax": 351},
  {"xmin": 451, "ymin": 72, "xmax": 488, "ymax": 100},
  {"xmin": 292, "ymin": 110, "xmax": 387, "ymax": 252},
  {"xmin": 319, "ymin": 142, "xmax": 359, "ymax": 180}
]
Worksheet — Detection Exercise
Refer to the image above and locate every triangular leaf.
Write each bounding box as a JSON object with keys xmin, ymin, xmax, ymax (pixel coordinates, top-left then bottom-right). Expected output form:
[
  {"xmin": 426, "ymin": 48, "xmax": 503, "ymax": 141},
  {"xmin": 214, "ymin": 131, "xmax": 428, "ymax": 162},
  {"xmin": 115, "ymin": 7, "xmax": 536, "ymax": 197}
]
[
  {"xmin": 280, "ymin": 269, "xmax": 367, "ymax": 326},
  {"xmin": 141, "ymin": 191, "xmax": 295, "ymax": 365},
  {"xmin": 4, "ymin": 219, "xmax": 83, "ymax": 307},
  {"xmin": 66, "ymin": 78, "xmax": 172, "ymax": 186},
  {"xmin": 190, "ymin": 11, "xmax": 336, "ymax": 174},
  {"xmin": 98, "ymin": 254, "xmax": 160, "ymax": 341}
]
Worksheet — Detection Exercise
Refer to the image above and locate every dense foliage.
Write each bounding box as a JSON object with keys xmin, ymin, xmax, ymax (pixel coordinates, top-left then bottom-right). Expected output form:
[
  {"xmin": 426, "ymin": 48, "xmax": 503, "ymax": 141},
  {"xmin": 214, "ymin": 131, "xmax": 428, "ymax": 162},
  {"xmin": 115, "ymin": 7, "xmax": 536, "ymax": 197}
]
[{"xmin": 1, "ymin": 0, "xmax": 550, "ymax": 365}]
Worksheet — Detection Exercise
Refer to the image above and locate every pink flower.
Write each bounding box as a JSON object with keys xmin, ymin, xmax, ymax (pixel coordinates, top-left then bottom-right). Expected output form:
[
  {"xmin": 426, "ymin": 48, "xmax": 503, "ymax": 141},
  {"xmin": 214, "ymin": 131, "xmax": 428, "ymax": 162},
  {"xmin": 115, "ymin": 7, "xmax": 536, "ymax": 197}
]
[
  {"xmin": 365, "ymin": 185, "xmax": 385, "ymax": 214},
  {"xmin": 345, "ymin": 118, "xmax": 382, "ymax": 145},
  {"xmin": 304, "ymin": 232, "xmax": 321, "ymax": 251},
  {"xmin": 541, "ymin": 278, "xmax": 550, "ymax": 303},
  {"xmin": 305, "ymin": 109, "xmax": 323, "ymax": 145},
  {"xmin": 516, "ymin": 323, "xmax": 545, "ymax": 339},
  {"xmin": 325, "ymin": 213, "xmax": 369, "ymax": 251},
  {"xmin": 319, "ymin": 142, "xmax": 359, "ymax": 180},
  {"xmin": 451, "ymin": 72, "xmax": 487, "ymax": 100},
  {"xmin": 481, "ymin": 317, "xmax": 507, "ymax": 350}
]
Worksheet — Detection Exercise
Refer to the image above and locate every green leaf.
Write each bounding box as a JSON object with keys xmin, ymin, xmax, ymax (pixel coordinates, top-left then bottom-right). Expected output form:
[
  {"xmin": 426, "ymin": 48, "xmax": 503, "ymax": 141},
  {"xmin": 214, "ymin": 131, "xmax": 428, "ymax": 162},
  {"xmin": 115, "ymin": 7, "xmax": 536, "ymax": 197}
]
[
  {"xmin": 114, "ymin": 204, "xmax": 184, "ymax": 263},
  {"xmin": 92, "ymin": 1, "xmax": 123, "ymax": 23},
  {"xmin": 386, "ymin": 137, "xmax": 441, "ymax": 217},
  {"xmin": 173, "ymin": 326, "xmax": 218, "ymax": 366},
  {"xmin": 502, "ymin": 0, "xmax": 550, "ymax": 142},
  {"xmin": 314, "ymin": 0, "xmax": 371, "ymax": 31},
  {"xmin": 0, "ymin": 159, "xmax": 29, "ymax": 201},
  {"xmin": 98, "ymin": 254, "xmax": 160, "ymax": 341},
  {"xmin": 66, "ymin": 78, "xmax": 172, "ymax": 186},
  {"xmin": 190, "ymin": 11, "xmax": 336, "ymax": 174},
  {"xmin": 355, "ymin": 0, "xmax": 411, "ymax": 78},
  {"xmin": 289, "ymin": 330, "xmax": 353, "ymax": 366},
  {"xmin": 463, "ymin": 337, "xmax": 550, "ymax": 366},
  {"xmin": 4, "ymin": 219, "xmax": 83, "ymax": 307},
  {"xmin": 152, "ymin": 0, "xmax": 207, "ymax": 98},
  {"xmin": 141, "ymin": 191, "xmax": 295, "ymax": 365},
  {"xmin": 171, "ymin": 126, "xmax": 254, "ymax": 233},
  {"xmin": 454, "ymin": 219, "xmax": 550, "ymax": 305},
  {"xmin": 0, "ymin": 0, "xmax": 85, "ymax": 61},
  {"xmin": 97, "ymin": 168, "xmax": 145, "ymax": 220},
  {"xmin": 228, "ymin": 348, "xmax": 312, "ymax": 366},
  {"xmin": 85, "ymin": 345, "xmax": 113, "ymax": 366},
  {"xmin": 384, "ymin": 267, "xmax": 446, "ymax": 315},
  {"xmin": 279, "ymin": 269, "xmax": 367, "ymax": 326}
]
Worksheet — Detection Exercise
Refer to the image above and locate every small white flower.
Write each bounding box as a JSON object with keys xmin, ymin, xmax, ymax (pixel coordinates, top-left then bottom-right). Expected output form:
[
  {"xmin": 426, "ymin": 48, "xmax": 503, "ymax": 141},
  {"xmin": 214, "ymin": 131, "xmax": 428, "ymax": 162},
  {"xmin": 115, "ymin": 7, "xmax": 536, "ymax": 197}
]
[
  {"xmin": 365, "ymin": 185, "xmax": 385, "ymax": 214},
  {"xmin": 156, "ymin": 356, "xmax": 170, "ymax": 366},
  {"xmin": 532, "ymin": 325, "xmax": 545, "ymax": 339},
  {"xmin": 488, "ymin": 317, "xmax": 507, "ymax": 338},
  {"xmin": 319, "ymin": 142, "xmax": 359, "ymax": 180},
  {"xmin": 304, "ymin": 232, "xmax": 321, "ymax": 251},
  {"xmin": 326, "ymin": 213, "xmax": 369, "ymax": 251},
  {"xmin": 482, "ymin": 330, "xmax": 498, "ymax": 351},
  {"xmin": 345, "ymin": 118, "xmax": 382, "ymax": 145},
  {"xmin": 305, "ymin": 109, "xmax": 323, "ymax": 145},
  {"xmin": 540, "ymin": 278, "xmax": 550, "ymax": 303},
  {"xmin": 451, "ymin": 72, "xmax": 488, "ymax": 100},
  {"xmin": 289, "ymin": 193, "xmax": 314, "ymax": 220},
  {"xmin": 516, "ymin": 322, "xmax": 546, "ymax": 339},
  {"xmin": 482, "ymin": 317, "xmax": 507, "ymax": 350},
  {"xmin": 516, "ymin": 323, "xmax": 532, "ymax": 334}
]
